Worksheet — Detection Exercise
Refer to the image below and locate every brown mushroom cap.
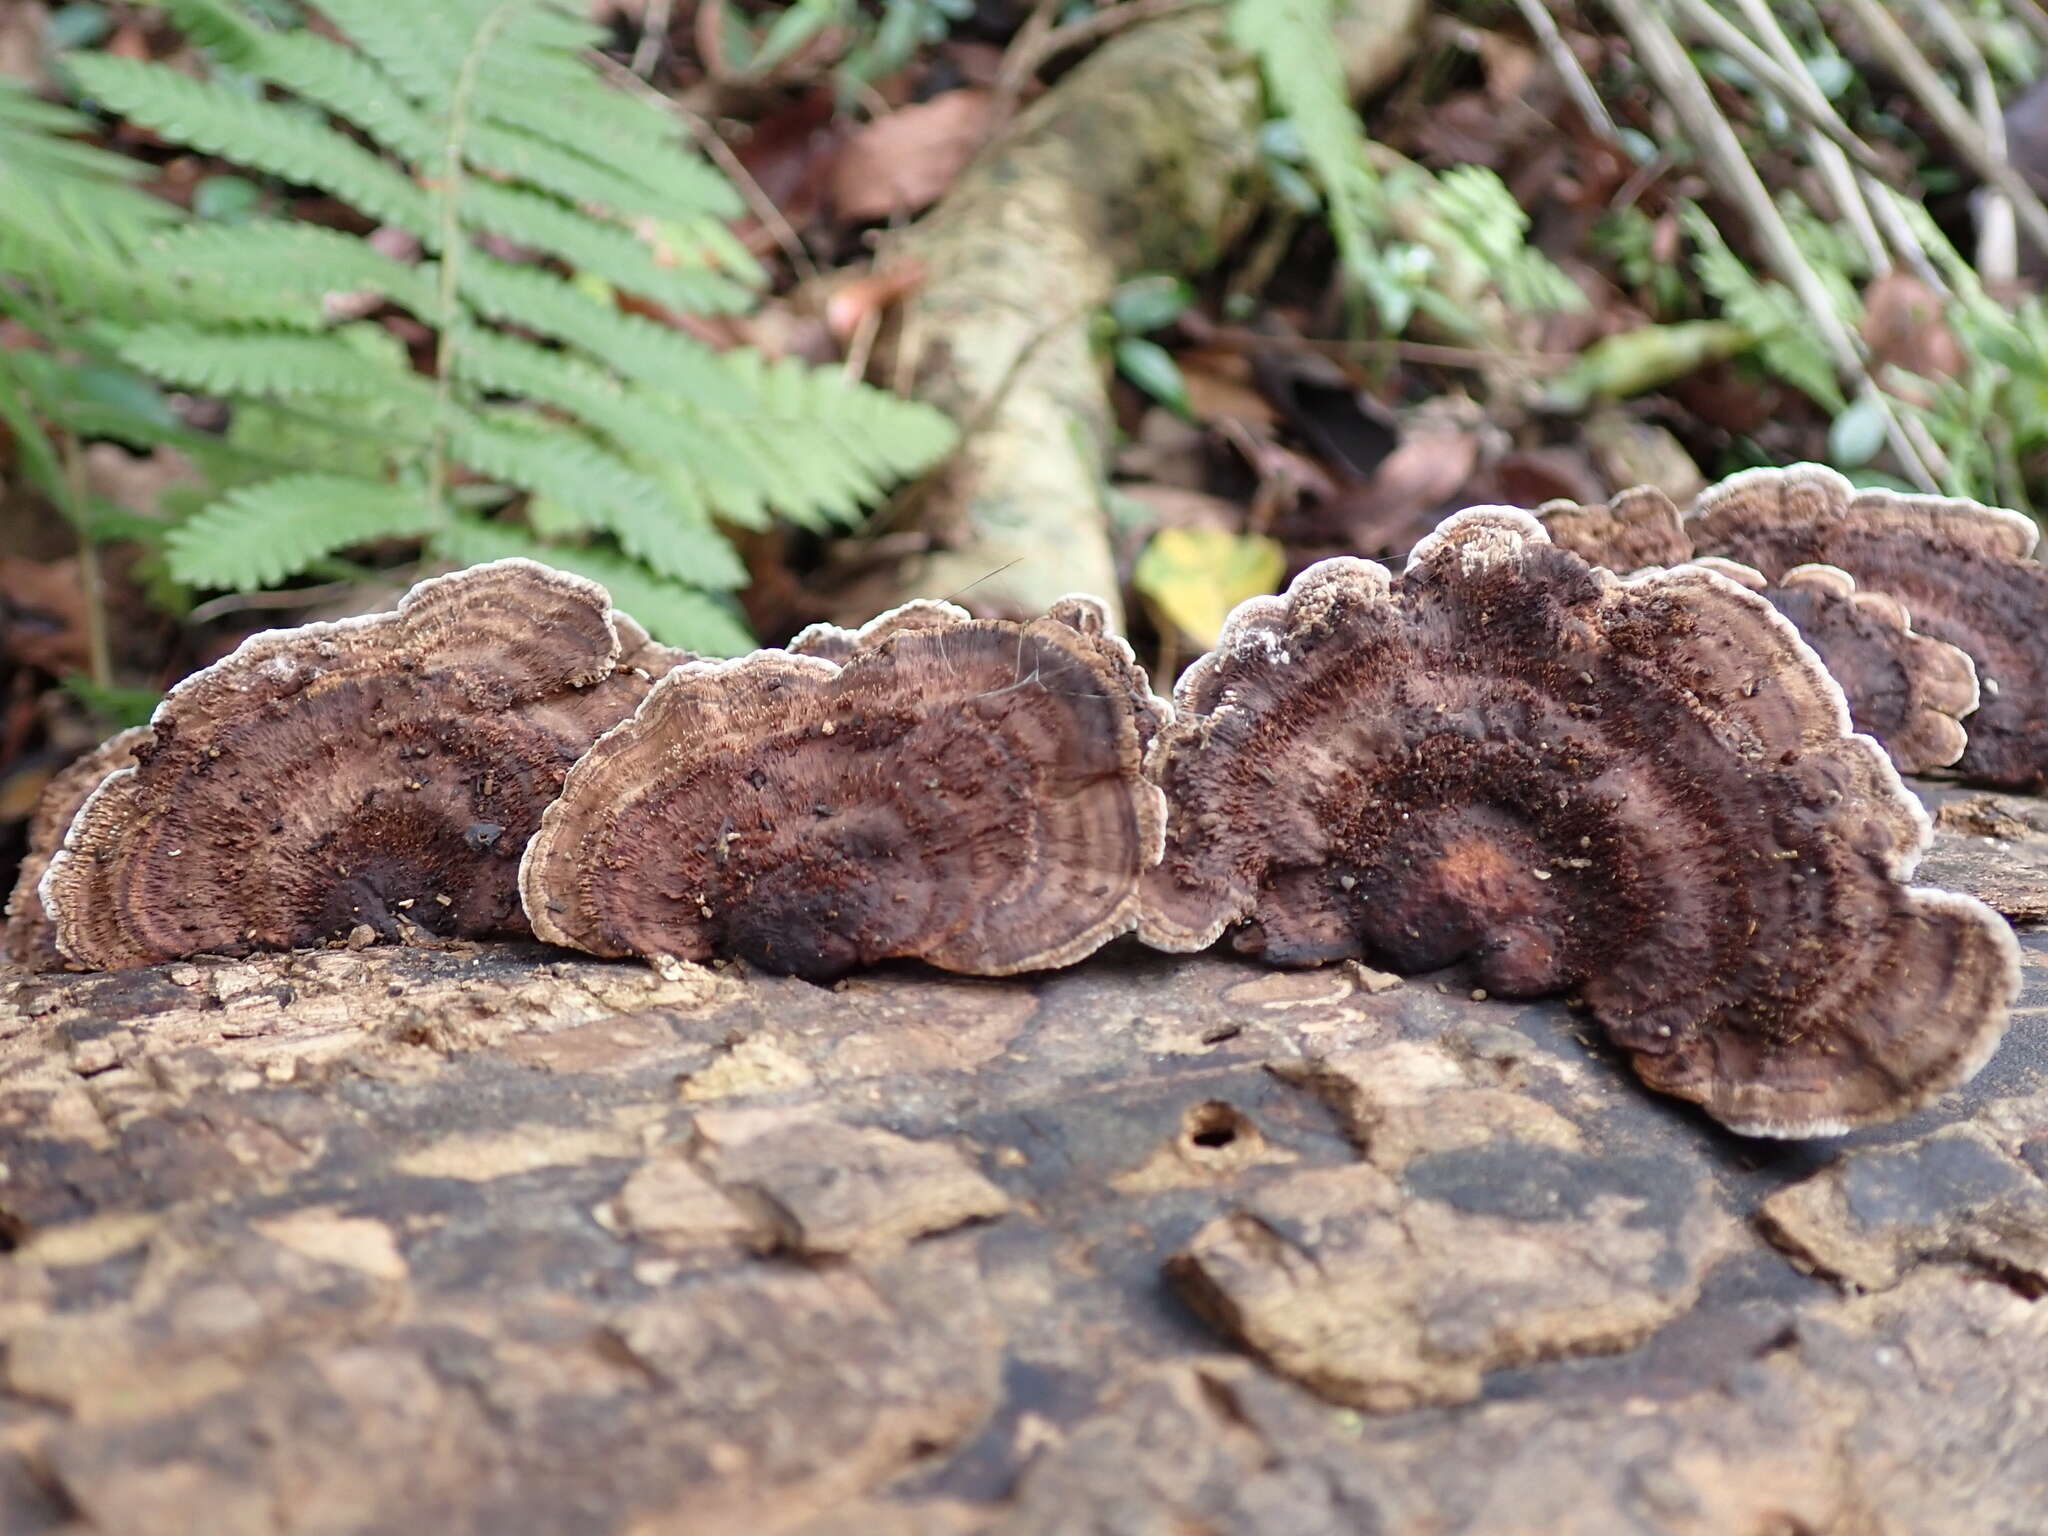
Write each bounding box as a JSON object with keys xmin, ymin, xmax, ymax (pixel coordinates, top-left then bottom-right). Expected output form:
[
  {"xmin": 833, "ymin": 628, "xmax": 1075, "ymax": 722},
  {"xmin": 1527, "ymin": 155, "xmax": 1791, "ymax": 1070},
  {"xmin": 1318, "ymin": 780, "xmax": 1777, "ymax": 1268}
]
[
  {"xmin": 1692, "ymin": 558, "xmax": 1979, "ymax": 775},
  {"xmin": 519, "ymin": 602, "xmax": 1168, "ymax": 981},
  {"xmin": 40, "ymin": 560, "xmax": 661, "ymax": 970},
  {"xmin": 1689, "ymin": 463, "xmax": 2048, "ymax": 788},
  {"xmin": 1536, "ymin": 486, "xmax": 1694, "ymax": 572},
  {"xmin": 3, "ymin": 728, "xmax": 149, "ymax": 971},
  {"xmin": 1141, "ymin": 507, "xmax": 2018, "ymax": 1137}
]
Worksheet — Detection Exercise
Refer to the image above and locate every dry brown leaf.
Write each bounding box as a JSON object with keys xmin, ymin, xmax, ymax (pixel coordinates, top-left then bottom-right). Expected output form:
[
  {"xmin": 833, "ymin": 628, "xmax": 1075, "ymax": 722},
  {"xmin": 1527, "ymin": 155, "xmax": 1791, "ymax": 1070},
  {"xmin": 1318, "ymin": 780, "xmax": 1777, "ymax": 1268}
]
[
  {"xmin": 1178, "ymin": 349, "xmax": 1277, "ymax": 428},
  {"xmin": 831, "ymin": 90, "xmax": 993, "ymax": 223},
  {"xmin": 1861, "ymin": 271, "xmax": 1964, "ymax": 399},
  {"xmin": 823, "ymin": 261, "xmax": 929, "ymax": 343}
]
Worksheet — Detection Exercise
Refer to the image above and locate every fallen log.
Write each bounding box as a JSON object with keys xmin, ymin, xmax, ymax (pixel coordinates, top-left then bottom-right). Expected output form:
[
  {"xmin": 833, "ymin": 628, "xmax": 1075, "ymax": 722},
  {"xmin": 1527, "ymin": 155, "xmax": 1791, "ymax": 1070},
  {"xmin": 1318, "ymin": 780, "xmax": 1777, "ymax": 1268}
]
[{"xmin": 1, "ymin": 786, "xmax": 2044, "ymax": 1533}]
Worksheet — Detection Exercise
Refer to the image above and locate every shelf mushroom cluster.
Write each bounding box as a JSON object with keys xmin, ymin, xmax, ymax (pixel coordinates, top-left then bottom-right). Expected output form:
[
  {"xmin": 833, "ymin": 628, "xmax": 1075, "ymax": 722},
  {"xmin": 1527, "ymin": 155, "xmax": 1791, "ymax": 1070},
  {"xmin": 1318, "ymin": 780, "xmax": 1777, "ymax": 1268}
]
[{"xmin": 5, "ymin": 467, "xmax": 2037, "ymax": 1138}]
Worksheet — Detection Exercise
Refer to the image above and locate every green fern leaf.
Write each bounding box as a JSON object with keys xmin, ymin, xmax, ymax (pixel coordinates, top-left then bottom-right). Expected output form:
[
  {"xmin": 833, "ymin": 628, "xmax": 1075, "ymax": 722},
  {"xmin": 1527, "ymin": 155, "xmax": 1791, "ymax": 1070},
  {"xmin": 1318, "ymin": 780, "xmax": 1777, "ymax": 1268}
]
[
  {"xmin": 1684, "ymin": 205, "xmax": 1845, "ymax": 412},
  {"xmin": 445, "ymin": 408, "xmax": 747, "ymax": 587},
  {"xmin": 438, "ymin": 518, "xmax": 755, "ymax": 654},
  {"xmin": 458, "ymin": 181, "xmax": 755, "ymax": 314},
  {"xmin": 66, "ymin": 53, "xmax": 435, "ymax": 236},
  {"xmin": 456, "ymin": 256, "xmax": 737, "ymax": 402},
  {"xmin": 159, "ymin": 0, "xmax": 440, "ymax": 162},
  {"xmin": 117, "ymin": 324, "xmax": 434, "ymax": 403},
  {"xmin": 166, "ymin": 474, "xmax": 442, "ymax": 588},
  {"xmin": 1229, "ymin": 0, "xmax": 1388, "ymax": 305},
  {"xmin": 307, "ymin": 0, "xmax": 472, "ymax": 104},
  {"xmin": 144, "ymin": 222, "xmax": 438, "ymax": 323}
]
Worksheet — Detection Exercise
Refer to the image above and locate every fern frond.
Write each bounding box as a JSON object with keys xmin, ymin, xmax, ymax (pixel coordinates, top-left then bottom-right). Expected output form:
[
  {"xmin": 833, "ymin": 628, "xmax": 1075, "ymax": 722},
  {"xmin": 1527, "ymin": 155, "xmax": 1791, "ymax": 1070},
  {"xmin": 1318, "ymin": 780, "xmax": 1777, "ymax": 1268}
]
[
  {"xmin": 159, "ymin": 0, "xmax": 440, "ymax": 162},
  {"xmin": 165, "ymin": 474, "xmax": 442, "ymax": 588},
  {"xmin": 1683, "ymin": 204, "xmax": 1845, "ymax": 412},
  {"xmin": 456, "ymin": 256, "xmax": 736, "ymax": 402},
  {"xmin": 66, "ymin": 53, "xmax": 436, "ymax": 236},
  {"xmin": 438, "ymin": 518, "xmax": 755, "ymax": 654},
  {"xmin": 690, "ymin": 353, "xmax": 959, "ymax": 527},
  {"xmin": 305, "ymin": 0, "xmax": 471, "ymax": 104},
  {"xmin": 458, "ymin": 181, "xmax": 754, "ymax": 314},
  {"xmin": 117, "ymin": 324, "xmax": 435, "ymax": 403},
  {"xmin": 0, "ymin": 79, "xmax": 178, "ymax": 276},
  {"xmin": 144, "ymin": 222, "xmax": 438, "ymax": 324},
  {"xmin": 473, "ymin": 87, "xmax": 743, "ymax": 222},
  {"xmin": 445, "ymin": 408, "xmax": 747, "ymax": 587},
  {"xmin": 1229, "ymin": 0, "xmax": 1388, "ymax": 304}
]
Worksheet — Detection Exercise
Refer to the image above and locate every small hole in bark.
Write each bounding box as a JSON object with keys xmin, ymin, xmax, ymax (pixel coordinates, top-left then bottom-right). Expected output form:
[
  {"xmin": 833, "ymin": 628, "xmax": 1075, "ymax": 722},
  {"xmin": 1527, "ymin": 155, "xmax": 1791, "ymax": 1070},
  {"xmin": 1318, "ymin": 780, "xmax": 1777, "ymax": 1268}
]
[
  {"xmin": 1185, "ymin": 1100, "xmax": 1249, "ymax": 1151},
  {"xmin": 0, "ymin": 1206, "xmax": 28, "ymax": 1253}
]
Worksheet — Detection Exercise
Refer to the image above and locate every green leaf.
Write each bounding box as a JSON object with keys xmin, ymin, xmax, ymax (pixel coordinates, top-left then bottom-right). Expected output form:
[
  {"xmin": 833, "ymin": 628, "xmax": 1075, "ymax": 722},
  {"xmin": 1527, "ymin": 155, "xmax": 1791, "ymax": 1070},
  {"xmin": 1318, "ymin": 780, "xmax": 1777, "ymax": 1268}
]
[
  {"xmin": 444, "ymin": 408, "xmax": 747, "ymax": 588},
  {"xmin": 1133, "ymin": 527, "xmax": 1285, "ymax": 648},
  {"xmin": 1110, "ymin": 274, "xmax": 1193, "ymax": 335},
  {"xmin": 1116, "ymin": 337, "xmax": 1192, "ymax": 417},
  {"xmin": 117, "ymin": 324, "xmax": 432, "ymax": 402},
  {"xmin": 166, "ymin": 474, "xmax": 443, "ymax": 588},
  {"xmin": 457, "ymin": 181, "xmax": 756, "ymax": 315},
  {"xmin": 65, "ymin": 53, "xmax": 436, "ymax": 235},
  {"xmin": 1828, "ymin": 396, "xmax": 1889, "ymax": 468}
]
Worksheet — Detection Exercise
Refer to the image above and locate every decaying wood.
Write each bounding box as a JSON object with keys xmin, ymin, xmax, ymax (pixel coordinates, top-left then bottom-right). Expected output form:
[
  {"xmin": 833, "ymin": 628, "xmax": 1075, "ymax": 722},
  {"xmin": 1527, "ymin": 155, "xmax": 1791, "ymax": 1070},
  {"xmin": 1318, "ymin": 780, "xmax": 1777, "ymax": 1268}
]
[
  {"xmin": 849, "ymin": 0, "xmax": 1426, "ymax": 627},
  {"xmin": 0, "ymin": 793, "xmax": 2045, "ymax": 1534}
]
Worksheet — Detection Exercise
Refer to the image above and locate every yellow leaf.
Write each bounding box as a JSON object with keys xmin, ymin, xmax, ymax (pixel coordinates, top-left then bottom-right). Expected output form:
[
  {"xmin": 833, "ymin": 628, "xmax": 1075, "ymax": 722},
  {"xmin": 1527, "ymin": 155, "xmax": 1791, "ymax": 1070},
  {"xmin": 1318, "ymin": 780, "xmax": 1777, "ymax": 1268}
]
[{"xmin": 1133, "ymin": 527, "xmax": 1285, "ymax": 649}]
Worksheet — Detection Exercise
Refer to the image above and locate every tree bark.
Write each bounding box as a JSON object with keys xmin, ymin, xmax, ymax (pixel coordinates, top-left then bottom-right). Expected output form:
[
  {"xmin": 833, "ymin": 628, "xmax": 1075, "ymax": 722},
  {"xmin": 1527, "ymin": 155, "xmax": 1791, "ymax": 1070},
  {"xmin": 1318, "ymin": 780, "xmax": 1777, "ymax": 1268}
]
[{"xmin": 1, "ymin": 792, "xmax": 2045, "ymax": 1533}]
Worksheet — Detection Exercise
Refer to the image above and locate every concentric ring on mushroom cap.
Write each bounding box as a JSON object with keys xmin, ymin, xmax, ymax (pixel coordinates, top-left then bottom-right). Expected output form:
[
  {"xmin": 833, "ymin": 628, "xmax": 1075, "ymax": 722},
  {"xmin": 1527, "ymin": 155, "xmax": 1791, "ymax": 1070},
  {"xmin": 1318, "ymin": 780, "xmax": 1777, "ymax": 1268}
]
[
  {"xmin": 519, "ymin": 602, "xmax": 1168, "ymax": 981},
  {"xmin": 1140, "ymin": 506, "xmax": 2019, "ymax": 1137},
  {"xmin": 40, "ymin": 558, "xmax": 659, "ymax": 971},
  {"xmin": 1689, "ymin": 462, "xmax": 2048, "ymax": 789},
  {"xmin": 3, "ymin": 727, "xmax": 148, "ymax": 971},
  {"xmin": 1691, "ymin": 557, "xmax": 1979, "ymax": 776}
]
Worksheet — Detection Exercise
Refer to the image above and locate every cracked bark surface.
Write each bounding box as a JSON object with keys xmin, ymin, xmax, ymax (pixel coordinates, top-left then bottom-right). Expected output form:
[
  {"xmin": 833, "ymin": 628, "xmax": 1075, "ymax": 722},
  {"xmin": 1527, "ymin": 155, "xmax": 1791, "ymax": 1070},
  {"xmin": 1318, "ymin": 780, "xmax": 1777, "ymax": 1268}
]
[{"xmin": 1, "ymin": 790, "xmax": 2045, "ymax": 1534}]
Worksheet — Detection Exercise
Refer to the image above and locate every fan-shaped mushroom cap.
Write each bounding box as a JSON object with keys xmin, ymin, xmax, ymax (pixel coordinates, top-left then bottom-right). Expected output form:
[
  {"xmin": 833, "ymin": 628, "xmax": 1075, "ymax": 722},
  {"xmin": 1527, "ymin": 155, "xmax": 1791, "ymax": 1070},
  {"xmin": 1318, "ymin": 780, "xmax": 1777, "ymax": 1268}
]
[
  {"xmin": 787, "ymin": 599, "xmax": 977, "ymax": 664},
  {"xmin": 3, "ymin": 728, "xmax": 148, "ymax": 971},
  {"xmin": 1692, "ymin": 558, "xmax": 1979, "ymax": 775},
  {"xmin": 1141, "ymin": 507, "xmax": 2018, "ymax": 1136},
  {"xmin": 1537, "ymin": 486, "xmax": 1693, "ymax": 572},
  {"xmin": 41, "ymin": 560, "xmax": 662, "ymax": 971},
  {"xmin": 519, "ymin": 601, "xmax": 1168, "ymax": 981},
  {"xmin": 1689, "ymin": 463, "xmax": 2047, "ymax": 787}
]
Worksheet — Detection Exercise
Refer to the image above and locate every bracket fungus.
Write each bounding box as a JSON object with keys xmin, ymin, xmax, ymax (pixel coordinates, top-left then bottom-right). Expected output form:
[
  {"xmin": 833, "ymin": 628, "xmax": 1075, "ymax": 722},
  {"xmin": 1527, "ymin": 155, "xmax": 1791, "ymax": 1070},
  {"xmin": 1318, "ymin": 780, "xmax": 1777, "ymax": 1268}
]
[
  {"xmin": 2, "ymin": 728, "xmax": 148, "ymax": 971},
  {"xmin": 1538, "ymin": 486, "xmax": 1693, "ymax": 573},
  {"xmin": 519, "ymin": 600, "xmax": 1167, "ymax": 980},
  {"xmin": 1691, "ymin": 559, "xmax": 1978, "ymax": 775},
  {"xmin": 1141, "ymin": 507, "xmax": 2019, "ymax": 1136},
  {"xmin": 1689, "ymin": 463, "xmax": 2048, "ymax": 788},
  {"xmin": 39, "ymin": 559, "xmax": 672, "ymax": 971}
]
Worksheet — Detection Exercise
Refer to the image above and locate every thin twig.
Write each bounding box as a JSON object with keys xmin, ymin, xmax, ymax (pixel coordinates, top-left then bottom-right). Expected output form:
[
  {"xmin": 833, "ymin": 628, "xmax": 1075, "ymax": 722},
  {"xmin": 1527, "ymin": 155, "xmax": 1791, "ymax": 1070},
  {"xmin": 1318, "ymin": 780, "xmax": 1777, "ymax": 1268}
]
[
  {"xmin": 1718, "ymin": 0, "xmax": 1948, "ymax": 291},
  {"xmin": 2008, "ymin": 0, "xmax": 2048, "ymax": 52},
  {"xmin": 842, "ymin": 302, "xmax": 881, "ymax": 383},
  {"xmin": 1912, "ymin": 0, "xmax": 2016, "ymax": 284},
  {"xmin": 187, "ymin": 579, "xmax": 370, "ymax": 626},
  {"xmin": 631, "ymin": 0, "xmax": 675, "ymax": 78},
  {"xmin": 1026, "ymin": 0, "xmax": 1215, "ymax": 71},
  {"xmin": 1507, "ymin": 0, "xmax": 1620, "ymax": 140},
  {"xmin": 1604, "ymin": 0, "xmax": 1940, "ymax": 489},
  {"xmin": 1199, "ymin": 324, "xmax": 1578, "ymax": 371},
  {"xmin": 1664, "ymin": 0, "xmax": 1889, "ymax": 175},
  {"xmin": 989, "ymin": 0, "xmax": 1212, "ymax": 135},
  {"xmin": 1833, "ymin": 0, "xmax": 2048, "ymax": 255},
  {"xmin": 58, "ymin": 434, "xmax": 111, "ymax": 689},
  {"xmin": 991, "ymin": 0, "xmax": 1061, "ymax": 122}
]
